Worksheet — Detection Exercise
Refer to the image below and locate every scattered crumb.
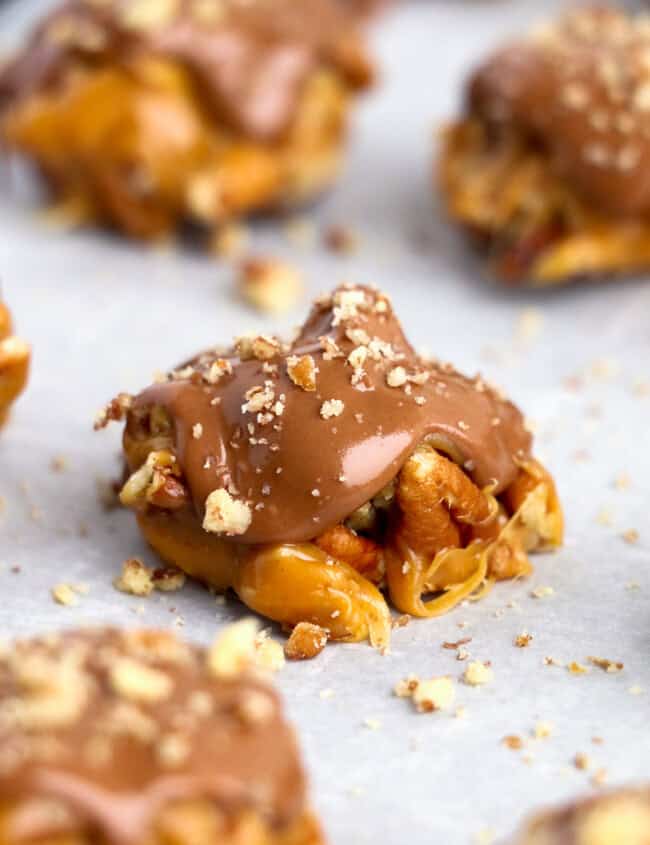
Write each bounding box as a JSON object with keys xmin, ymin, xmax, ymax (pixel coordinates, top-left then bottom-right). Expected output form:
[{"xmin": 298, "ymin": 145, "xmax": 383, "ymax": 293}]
[
  {"xmin": 544, "ymin": 656, "xmax": 564, "ymax": 667},
  {"xmin": 51, "ymin": 583, "xmax": 81, "ymax": 607},
  {"xmin": 574, "ymin": 752, "xmax": 590, "ymax": 770},
  {"xmin": 413, "ymin": 677, "xmax": 455, "ymax": 713},
  {"xmin": 502, "ymin": 735, "xmax": 524, "ymax": 750},
  {"xmin": 152, "ymin": 567, "xmax": 186, "ymax": 593},
  {"xmin": 254, "ymin": 631, "xmax": 286, "ymax": 673},
  {"xmin": 114, "ymin": 558, "xmax": 155, "ymax": 597},
  {"xmin": 50, "ymin": 455, "xmax": 68, "ymax": 472},
  {"xmin": 238, "ymin": 257, "xmax": 302, "ymax": 314},
  {"xmin": 324, "ymin": 224, "xmax": 358, "ymax": 254},
  {"xmin": 514, "ymin": 631, "xmax": 533, "ymax": 648},
  {"xmin": 463, "ymin": 661, "xmax": 493, "ymax": 686},
  {"xmin": 393, "ymin": 676, "xmax": 420, "ymax": 698},
  {"xmin": 622, "ymin": 529, "xmax": 640, "ymax": 544},
  {"xmin": 531, "ymin": 586, "xmax": 554, "ymax": 599},
  {"xmin": 442, "ymin": 637, "xmax": 472, "ymax": 650},
  {"xmin": 628, "ymin": 685, "xmax": 644, "ymax": 695},
  {"xmin": 284, "ymin": 623, "xmax": 328, "ymax": 661},
  {"xmin": 588, "ymin": 656, "xmax": 623, "ymax": 673},
  {"xmin": 363, "ymin": 717, "xmax": 382, "ymax": 730},
  {"xmin": 319, "ymin": 688, "xmax": 335, "ymax": 700},
  {"xmin": 596, "ymin": 507, "xmax": 614, "ymax": 527},
  {"xmin": 568, "ymin": 661, "xmax": 589, "ymax": 675},
  {"xmin": 534, "ymin": 721, "xmax": 554, "ymax": 739},
  {"xmin": 613, "ymin": 472, "xmax": 631, "ymax": 490}
]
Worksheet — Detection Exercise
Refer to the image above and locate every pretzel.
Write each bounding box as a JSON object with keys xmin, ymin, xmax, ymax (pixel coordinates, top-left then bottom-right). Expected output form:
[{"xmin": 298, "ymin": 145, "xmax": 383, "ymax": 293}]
[
  {"xmin": 0, "ymin": 0, "xmax": 372, "ymax": 243},
  {"xmin": 0, "ymin": 303, "xmax": 30, "ymax": 427},
  {"xmin": 108, "ymin": 284, "xmax": 563, "ymax": 650},
  {"xmin": 439, "ymin": 7, "xmax": 650, "ymax": 285}
]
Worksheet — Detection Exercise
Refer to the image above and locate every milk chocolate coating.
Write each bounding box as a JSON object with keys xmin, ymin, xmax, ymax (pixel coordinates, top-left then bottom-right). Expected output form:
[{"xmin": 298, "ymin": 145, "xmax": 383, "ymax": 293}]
[
  {"xmin": 516, "ymin": 786, "xmax": 650, "ymax": 844},
  {"xmin": 129, "ymin": 285, "xmax": 531, "ymax": 544},
  {"xmin": 0, "ymin": 0, "xmax": 372, "ymax": 142},
  {"xmin": 0, "ymin": 628, "xmax": 307, "ymax": 845},
  {"xmin": 468, "ymin": 7, "xmax": 650, "ymax": 216}
]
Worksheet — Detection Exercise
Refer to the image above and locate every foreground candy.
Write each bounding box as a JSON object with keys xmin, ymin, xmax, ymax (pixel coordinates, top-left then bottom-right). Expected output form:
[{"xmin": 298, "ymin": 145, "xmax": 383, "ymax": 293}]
[
  {"xmin": 439, "ymin": 7, "xmax": 650, "ymax": 285},
  {"xmin": 514, "ymin": 786, "xmax": 650, "ymax": 844},
  {"xmin": 0, "ymin": 0, "xmax": 373, "ymax": 241},
  {"xmin": 102, "ymin": 285, "xmax": 563, "ymax": 648},
  {"xmin": 0, "ymin": 301, "xmax": 30, "ymax": 427},
  {"xmin": 0, "ymin": 624, "xmax": 323, "ymax": 845}
]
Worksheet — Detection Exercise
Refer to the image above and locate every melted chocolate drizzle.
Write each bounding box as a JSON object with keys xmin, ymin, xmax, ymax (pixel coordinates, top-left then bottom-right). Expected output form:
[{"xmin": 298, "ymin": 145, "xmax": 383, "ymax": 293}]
[{"xmin": 130, "ymin": 286, "xmax": 531, "ymax": 544}]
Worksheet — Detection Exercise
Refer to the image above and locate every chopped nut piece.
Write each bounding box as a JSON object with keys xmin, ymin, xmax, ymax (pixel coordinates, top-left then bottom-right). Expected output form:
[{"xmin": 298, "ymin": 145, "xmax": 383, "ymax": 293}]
[
  {"xmin": 114, "ymin": 558, "xmax": 155, "ymax": 596},
  {"xmin": 251, "ymin": 335, "xmax": 281, "ymax": 361},
  {"xmin": 51, "ymin": 583, "xmax": 80, "ymax": 607},
  {"xmin": 110, "ymin": 657, "xmax": 173, "ymax": 703},
  {"xmin": 502, "ymin": 735, "xmax": 524, "ymax": 750},
  {"xmin": 324, "ymin": 224, "xmax": 358, "ymax": 254},
  {"xmin": 514, "ymin": 631, "xmax": 533, "ymax": 648},
  {"xmin": 284, "ymin": 623, "xmax": 329, "ymax": 661},
  {"xmin": 413, "ymin": 677, "xmax": 455, "ymax": 712},
  {"xmin": 386, "ymin": 366, "xmax": 408, "ymax": 388},
  {"xmin": 534, "ymin": 721, "xmax": 554, "ymax": 739},
  {"xmin": 463, "ymin": 661, "xmax": 493, "ymax": 686},
  {"xmin": 151, "ymin": 567, "xmax": 186, "ymax": 593},
  {"xmin": 588, "ymin": 656, "xmax": 624, "ymax": 673},
  {"xmin": 253, "ymin": 632, "xmax": 285, "ymax": 673},
  {"xmin": 207, "ymin": 618, "xmax": 259, "ymax": 678},
  {"xmin": 531, "ymin": 585, "xmax": 554, "ymax": 599},
  {"xmin": 205, "ymin": 358, "xmax": 232, "ymax": 384},
  {"xmin": 203, "ymin": 489, "xmax": 251, "ymax": 536},
  {"xmin": 157, "ymin": 733, "xmax": 190, "ymax": 767},
  {"xmin": 394, "ymin": 675, "xmax": 420, "ymax": 698},
  {"xmin": 574, "ymin": 752, "xmax": 590, "ymax": 770},
  {"xmin": 239, "ymin": 258, "xmax": 302, "ymax": 314},
  {"xmin": 320, "ymin": 399, "xmax": 344, "ymax": 419},
  {"xmin": 286, "ymin": 354, "xmax": 317, "ymax": 391}
]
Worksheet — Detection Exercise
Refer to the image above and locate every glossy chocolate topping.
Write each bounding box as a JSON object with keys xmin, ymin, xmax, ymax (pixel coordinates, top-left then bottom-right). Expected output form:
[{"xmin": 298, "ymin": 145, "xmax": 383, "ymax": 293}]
[
  {"xmin": 128, "ymin": 285, "xmax": 531, "ymax": 544},
  {"xmin": 0, "ymin": 628, "xmax": 307, "ymax": 844},
  {"xmin": 0, "ymin": 0, "xmax": 372, "ymax": 142},
  {"xmin": 468, "ymin": 7, "xmax": 650, "ymax": 216}
]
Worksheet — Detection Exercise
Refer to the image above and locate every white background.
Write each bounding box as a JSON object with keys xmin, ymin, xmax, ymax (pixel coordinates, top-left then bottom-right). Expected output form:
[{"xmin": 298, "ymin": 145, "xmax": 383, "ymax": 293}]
[{"xmin": 1, "ymin": 2, "xmax": 649, "ymax": 843}]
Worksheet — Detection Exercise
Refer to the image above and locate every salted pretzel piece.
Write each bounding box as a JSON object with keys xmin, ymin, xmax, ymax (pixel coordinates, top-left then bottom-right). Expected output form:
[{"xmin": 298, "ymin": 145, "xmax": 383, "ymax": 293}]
[
  {"xmin": 0, "ymin": 303, "xmax": 30, "ymax": 427},
  {"xmin": 385, "ymin": 447, "xmax": 561, "ymax": 618}
]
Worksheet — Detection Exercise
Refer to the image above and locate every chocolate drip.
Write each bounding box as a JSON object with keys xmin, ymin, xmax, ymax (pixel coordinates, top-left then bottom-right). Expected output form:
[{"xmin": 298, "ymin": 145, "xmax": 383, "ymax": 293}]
[
  {"xmin": 129, "ymin": 286, "xmax": 531, "ymax": 544},
  {"xmin": 0, "ymin": 0, "xmax": 372, "ymax": 142},
  {"xmin": 0, "ymin": 628, "xmax": 307, "ymax": 845},
  {"xmin": 468, "ymin": 7, "xmax": 650, "ymax": 217}
]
